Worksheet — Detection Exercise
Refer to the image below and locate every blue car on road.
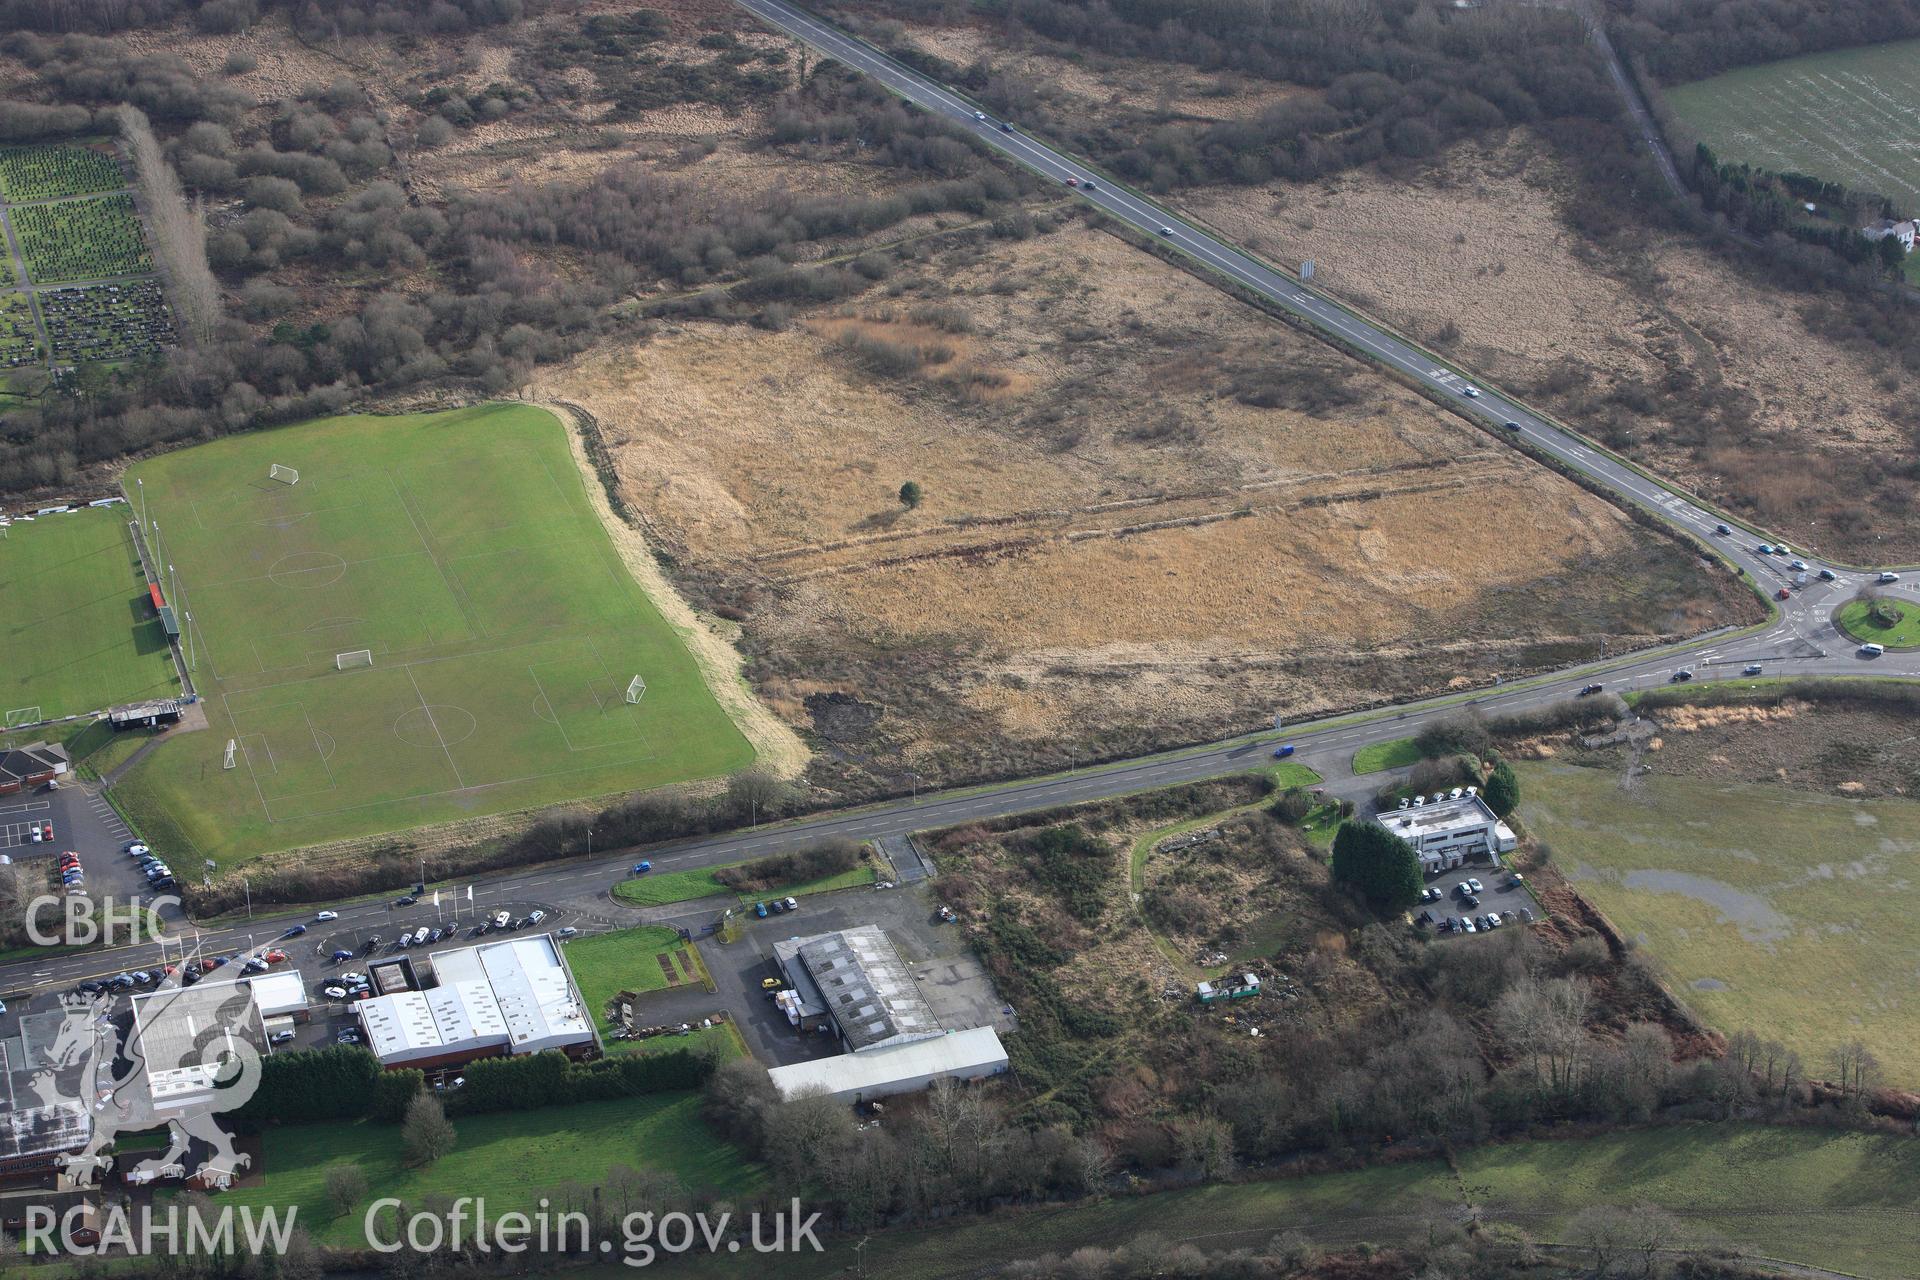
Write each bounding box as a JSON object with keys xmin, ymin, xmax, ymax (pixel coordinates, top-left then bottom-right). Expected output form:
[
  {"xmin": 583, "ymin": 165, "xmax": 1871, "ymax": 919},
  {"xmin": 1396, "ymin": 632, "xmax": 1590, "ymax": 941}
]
[
  {"xmin": 632, "ymin": 861, "xmax": 652, "ymax": 875},
  {"xmin": 1273, "ymin": 744, "xmax": 1296, "ymax": 758}
]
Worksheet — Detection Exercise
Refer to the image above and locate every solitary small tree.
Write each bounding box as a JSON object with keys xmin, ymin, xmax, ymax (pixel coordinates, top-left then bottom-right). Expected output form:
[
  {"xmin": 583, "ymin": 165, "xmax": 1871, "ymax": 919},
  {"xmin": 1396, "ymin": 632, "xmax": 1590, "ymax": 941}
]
[
  {"xmin": 401, "ymin": 1092, "xmax": 457, "ymax": 1167},
  {"xmin": 1330, "ymin": 820, "xmax": 1422, "ymax": 912},
  {"xmin": 898, "ymin": 481, "xmax": 923, "ymax": 509},
  {"xmin": 323, "ymin": 1163, "xmax": 368, "ymax": 1218},
  {"xmin": 1483, "ymin": 759, "xmax": 1521, "ymax": 817}
]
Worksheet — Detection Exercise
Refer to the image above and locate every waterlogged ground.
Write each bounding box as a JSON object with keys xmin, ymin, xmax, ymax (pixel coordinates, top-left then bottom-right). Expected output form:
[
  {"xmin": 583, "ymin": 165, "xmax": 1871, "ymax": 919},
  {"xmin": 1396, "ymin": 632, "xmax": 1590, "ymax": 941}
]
[{"xmin": 1519, "ymin": 761, "xmax": 1920, "ymax": 1079}]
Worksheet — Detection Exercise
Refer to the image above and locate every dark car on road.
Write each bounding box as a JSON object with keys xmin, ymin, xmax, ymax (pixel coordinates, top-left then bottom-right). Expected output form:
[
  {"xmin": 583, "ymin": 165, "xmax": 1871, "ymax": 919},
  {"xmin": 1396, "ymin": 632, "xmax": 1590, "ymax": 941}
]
[
  {"xmin": 395, "ymin": 895, "xmax": 417, "ymax": 907},
  {"xmin": 283, "ymin": 924, "xmax": 307, "ymax": 938},
  {"xmin": 1578, "ymin": 683, "xmax": 1604, "ymax": 696}
]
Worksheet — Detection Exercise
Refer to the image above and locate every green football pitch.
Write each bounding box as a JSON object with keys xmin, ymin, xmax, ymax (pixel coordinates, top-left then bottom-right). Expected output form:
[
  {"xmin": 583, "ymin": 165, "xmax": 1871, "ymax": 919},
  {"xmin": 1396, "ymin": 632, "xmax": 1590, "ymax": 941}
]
[
  {"xmin": 0, "ymin": 504, "xmax": 181, "ymax": 721},
  {"xmin": 116, "ymin": 405, "xmax": 753, "ymax": 865}
]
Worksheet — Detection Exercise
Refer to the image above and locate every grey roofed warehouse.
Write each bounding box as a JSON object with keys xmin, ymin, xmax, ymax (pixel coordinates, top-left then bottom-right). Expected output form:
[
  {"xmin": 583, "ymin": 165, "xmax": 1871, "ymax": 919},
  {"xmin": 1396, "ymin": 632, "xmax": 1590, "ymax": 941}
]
[{"xmin": 773, "ymin": 925, "xmax": 943, "ymax": 1053}]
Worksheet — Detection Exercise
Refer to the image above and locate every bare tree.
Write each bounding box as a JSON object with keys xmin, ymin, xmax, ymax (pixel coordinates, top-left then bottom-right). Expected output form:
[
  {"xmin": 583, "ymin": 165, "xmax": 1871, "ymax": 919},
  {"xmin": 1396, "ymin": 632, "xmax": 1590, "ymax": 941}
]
[
  {"xmin": 119, "ymin": 107, "xmax": 222, "ymax": 343},
  {"xmin": 401, "ymin": 1092, "xmax": 456, "ymax": 1167}
]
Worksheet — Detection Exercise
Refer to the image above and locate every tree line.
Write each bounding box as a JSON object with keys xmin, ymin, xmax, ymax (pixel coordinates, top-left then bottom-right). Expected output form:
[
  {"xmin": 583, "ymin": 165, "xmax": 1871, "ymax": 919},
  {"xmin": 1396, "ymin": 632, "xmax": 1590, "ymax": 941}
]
[{"xmin": 1607, "ymin": 0, "xmax": 1920, "ymax": 86}]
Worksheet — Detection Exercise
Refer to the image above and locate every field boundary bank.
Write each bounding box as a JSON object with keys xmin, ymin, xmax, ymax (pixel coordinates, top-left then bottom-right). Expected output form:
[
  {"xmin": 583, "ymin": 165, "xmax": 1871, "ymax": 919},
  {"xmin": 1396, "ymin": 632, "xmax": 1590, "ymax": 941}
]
[{"xmin": 531, "ymin": 397, "xmax": 809, "ymax": 780}]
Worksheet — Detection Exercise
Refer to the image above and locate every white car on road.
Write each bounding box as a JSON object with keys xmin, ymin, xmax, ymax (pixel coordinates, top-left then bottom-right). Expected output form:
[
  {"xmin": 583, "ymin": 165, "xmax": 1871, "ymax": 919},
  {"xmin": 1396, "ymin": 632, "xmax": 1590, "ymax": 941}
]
[{"xmin": 315, "ymin": 910, "xmax": 338, "ymax": 921}]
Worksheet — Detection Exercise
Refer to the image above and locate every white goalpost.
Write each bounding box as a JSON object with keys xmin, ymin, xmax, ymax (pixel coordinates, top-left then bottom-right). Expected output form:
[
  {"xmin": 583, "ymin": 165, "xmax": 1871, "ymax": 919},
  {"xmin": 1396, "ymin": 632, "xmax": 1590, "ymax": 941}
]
[
  {"xmin": 4, "ymin": 706, "xmax": 41, "ymax": 729},
  {"xmin": 222, "ymin": 739, "xmax": 237, "ymax": 770},
  {"xmin": 269, "ymin": 464, "xmax": 299, "ymax": 486},
  {"xmin": 336, "ymin": 650, "xmax": 373, "ymax": 670},
  {"xmin": 625, "ymin": 675, "xmax": 646, "ymax": 705}
]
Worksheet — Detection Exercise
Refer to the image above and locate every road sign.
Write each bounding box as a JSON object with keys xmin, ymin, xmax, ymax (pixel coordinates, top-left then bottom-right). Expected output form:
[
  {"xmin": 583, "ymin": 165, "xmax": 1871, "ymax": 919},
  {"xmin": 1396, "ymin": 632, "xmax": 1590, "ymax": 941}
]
[{"xmin": 1301, "ymin": 260, "xmax": 1315, "ymax": 280}]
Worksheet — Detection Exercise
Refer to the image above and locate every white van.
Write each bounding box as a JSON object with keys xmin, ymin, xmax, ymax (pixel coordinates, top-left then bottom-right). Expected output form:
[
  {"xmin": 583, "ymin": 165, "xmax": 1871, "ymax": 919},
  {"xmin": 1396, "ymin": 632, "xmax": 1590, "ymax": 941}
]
[{"xmin": 1860, "ymin": 643, "xmax": 1886, "ymax": 657}]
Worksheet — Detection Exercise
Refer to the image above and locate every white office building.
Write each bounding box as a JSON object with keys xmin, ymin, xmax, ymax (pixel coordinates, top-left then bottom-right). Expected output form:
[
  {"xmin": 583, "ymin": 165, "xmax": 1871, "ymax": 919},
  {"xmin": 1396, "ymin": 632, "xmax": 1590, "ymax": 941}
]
[{"xmin": 1373, "ymin": 788, "xmax": 1517, "ymax": 872}]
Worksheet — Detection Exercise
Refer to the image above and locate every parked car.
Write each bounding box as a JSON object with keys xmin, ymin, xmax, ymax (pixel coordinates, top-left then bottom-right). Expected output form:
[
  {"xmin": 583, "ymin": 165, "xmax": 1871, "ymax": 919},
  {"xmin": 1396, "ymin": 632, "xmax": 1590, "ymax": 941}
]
[
  {"xmin": 337, "ymin": 1029, "xmax": 361, "ymax": 1044},
  {"xmin": 783, "ymin": 897, "xmax": 798, "ymax": 912},
  {"xmin": 468, "ymin": 925, "xmax": 487, "ymax": 938},
  {"xmin": 492, "ymin": 911, "xmax": 511, "ymax": 929},
  {"xmin": 631, "ymin": 861, "xmax": 652, "ymax": 875},
  {"xmin": 124, "ymin": 842, "xmax": 150, "ymax": 856},
  {"xmin": 1519, "ymin": 906, "xmax": 1536, "ymax": 924},
  {"xmin": 754, "ymin": 901, "xmax": 769, "ymax": 918},
  {"xmin": 242, "ymin": 958, "xmax": 268, "ymax": 974},
  {"xmin": 411, "ymin": 927, "xmax": 430, "ymax": 946},
  {"xmin": 39, "ymin": 822, "xmax": 51, "ymax": 841},
  {"xmin": 269, "ymin": 1029, "xmax": 296, "ymax": 1046},
  {"xmin": 264, "ymin": 950, "xmax": 288, "ymax": 964},
  {"xmin": 770, "ymin": 898, "xmax": 787, "ymax": 914},
  {"xmin": 361, "ymin": 936, "xmax": 381, "ymax": 954},
  {"xmin": 526, "ymin": 910, "xmax": 546, "ymax": 926},
  {"xmin": 556, "ymin": 926, "xmax": 579, "ymax": 939},
  {"xmin": 321, "ymin": 984, "xmax": 348, "ymax": 1000},
  {"xmin": 1466, "ymin": 878, "xmax": 1483, "ymax": 893},
  {"xmin": 1461, "ymin": 918, "xmax": 1476, "ymax": 934}
]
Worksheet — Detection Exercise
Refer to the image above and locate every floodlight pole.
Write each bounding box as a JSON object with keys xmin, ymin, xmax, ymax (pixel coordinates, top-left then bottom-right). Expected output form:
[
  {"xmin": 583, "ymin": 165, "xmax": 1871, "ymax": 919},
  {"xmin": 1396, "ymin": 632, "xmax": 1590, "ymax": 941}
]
[
  {"xmin": 137, "ymin": 478, "xmax": 146, "ymax": 540},
  {"xmin": 243, "ymin": 877, "xmax": 252, "ymax": 920}
]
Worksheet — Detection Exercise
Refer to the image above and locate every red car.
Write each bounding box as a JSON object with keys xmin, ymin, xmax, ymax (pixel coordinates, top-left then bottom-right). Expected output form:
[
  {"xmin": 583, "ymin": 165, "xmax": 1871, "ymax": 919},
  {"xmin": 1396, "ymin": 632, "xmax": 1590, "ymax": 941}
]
[
  {"xmin": 263, "ymin": 950, "xmax": 288, "ymax": 964},
  {"xmin": 1065, "ymin": 177, "xmax": 1078, "ymax": 187},
  {"xmin": 40, "ymin": 821, "xmax": 53, "ymax": 841},
  {"xmin": 1776, "ymin": 587, "xmax": 1791, "ymax": 600}
]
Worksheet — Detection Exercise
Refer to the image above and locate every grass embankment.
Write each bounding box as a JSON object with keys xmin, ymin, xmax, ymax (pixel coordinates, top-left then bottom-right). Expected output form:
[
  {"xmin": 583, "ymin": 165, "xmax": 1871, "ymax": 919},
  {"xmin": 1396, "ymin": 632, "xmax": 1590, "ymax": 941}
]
[
  {"xmin": 116, "ymin": 405, "xmax": 754, "ymax": 869},
  {"xmin": 218, "ymin": 1094, "xmax": 761, "ymax": 1248},
  {"xmin": 0, "ymin": 504, "xmax": 179, "ymax": 721},
  {"xmin": 1519, "ymin": 761, "xmax": 1920, "ymax": 1080},
  {"xmin": 613, "ymin": 861, "xmax": 875, "ymax": 907},
  {"xmin": 657, "ymin": 1124, "xmax": 1920, "ymax": 1280},
  {"xmin": 1835, "ymin": 597, "xmax": 1920, "ymax": 650},
  {"xmin": 1351, "ymin": 737, "xmax": 1419, "ymax": 775}
]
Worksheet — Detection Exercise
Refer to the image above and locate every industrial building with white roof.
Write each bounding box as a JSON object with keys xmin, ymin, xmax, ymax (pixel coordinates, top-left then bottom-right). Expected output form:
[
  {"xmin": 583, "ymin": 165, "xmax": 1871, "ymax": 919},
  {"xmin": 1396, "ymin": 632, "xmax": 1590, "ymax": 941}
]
[{"xmin": 356, "ymin": 933, "xmax": 595, "ymax": 1070}]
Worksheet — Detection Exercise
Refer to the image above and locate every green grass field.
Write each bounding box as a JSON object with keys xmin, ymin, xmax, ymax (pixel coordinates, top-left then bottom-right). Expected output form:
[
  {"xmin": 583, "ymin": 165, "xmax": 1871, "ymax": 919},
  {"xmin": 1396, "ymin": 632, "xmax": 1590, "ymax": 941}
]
[
  {"xmin": 115, "ymin": 406, "xmax": 754, "ymax": 865},
  {"xmin": 215, "ymin": 1093, "xmax": 761, "ymax": 1247},
  {"xmin": 1836, "ymin": 597, "xmax": 1920, "ymax": 649},
  {"xmin": 567, "ymin": 924, "xmax": 711, "ymax": 1046},
  {"xmin": 1351, "ymin": 736, "xmax": 1419, "ymax": 774},
  {"xmin": 1667, "ymin": 38, "xmax": 1920, "ymax": 207},
  {"xmin": 1519, "ymin": 761, "xmax": 1920, "ymax": 1081},
  {"xmin": 655, "ymin": 1123, "xmax": 1920, "ymax": 1280},
  {"xmin": 0, "ymin": 505, "xmax": 180, "ymax": 721},
  {"xmin": 612, "ymin": 861, "xmax": 876, "ymax": 907}
]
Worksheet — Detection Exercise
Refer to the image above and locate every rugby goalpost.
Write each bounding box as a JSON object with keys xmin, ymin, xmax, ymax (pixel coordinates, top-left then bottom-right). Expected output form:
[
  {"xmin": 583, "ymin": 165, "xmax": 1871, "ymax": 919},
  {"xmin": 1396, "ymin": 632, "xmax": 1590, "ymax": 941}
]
[
  {"xmin": 269, "ymin": 464, "xmax": 299, "ymax": 486},
  {"xmin": 336, "ymin": 650, "xmax": 373, "ymax": 670},
  {"xmin": 223, "ymin": 739, "xmax": 237, "ymax": 770},
  {"xmin": 625, "ymin": 675, "xmax": 646, "ymax": 705}
]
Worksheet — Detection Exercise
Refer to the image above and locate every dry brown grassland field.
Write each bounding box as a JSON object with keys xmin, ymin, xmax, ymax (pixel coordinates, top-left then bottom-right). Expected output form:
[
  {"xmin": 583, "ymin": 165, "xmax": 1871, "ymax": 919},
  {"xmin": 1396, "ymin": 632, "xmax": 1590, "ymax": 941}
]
[
  {"xmin": 1182, "ymin": 130, "xmax": 1920, "ymax": 563},
  {"xmin": 535, "ymin": 216, "xmax": 1757, "ymax": 796}
]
